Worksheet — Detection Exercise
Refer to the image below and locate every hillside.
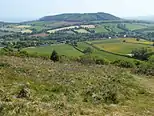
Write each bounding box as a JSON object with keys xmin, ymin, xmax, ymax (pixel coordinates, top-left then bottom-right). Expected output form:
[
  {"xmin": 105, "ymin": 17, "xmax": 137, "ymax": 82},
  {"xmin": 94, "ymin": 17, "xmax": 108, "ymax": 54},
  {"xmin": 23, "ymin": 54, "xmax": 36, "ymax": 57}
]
[
  {"xmin": 39, "ymin": 12, "xmax": 120, "ymax": 22},
  {"xmin": 0, "ymin": 56, "xmax": 154, "ymax": 115}
]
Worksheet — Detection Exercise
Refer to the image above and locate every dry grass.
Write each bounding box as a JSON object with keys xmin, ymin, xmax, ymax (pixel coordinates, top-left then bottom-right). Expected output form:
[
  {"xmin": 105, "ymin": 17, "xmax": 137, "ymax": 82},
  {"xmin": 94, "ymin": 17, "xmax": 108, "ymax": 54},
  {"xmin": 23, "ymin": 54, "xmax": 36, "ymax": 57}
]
[{"xmin": 0, "ymin": 56, "xmax": 154, "ymax": 115}]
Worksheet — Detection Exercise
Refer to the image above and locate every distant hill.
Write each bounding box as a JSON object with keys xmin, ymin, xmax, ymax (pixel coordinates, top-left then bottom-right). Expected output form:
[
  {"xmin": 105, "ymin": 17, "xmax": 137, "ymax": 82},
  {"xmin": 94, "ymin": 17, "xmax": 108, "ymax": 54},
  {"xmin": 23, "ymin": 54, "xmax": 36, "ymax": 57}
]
[
  {"xmin": 125, "ymin": 15, "xmax": 154, "ymax": 22},
  {"xmin": 39, "ymin": 12, "xmax": 120, "ymax": 22}
]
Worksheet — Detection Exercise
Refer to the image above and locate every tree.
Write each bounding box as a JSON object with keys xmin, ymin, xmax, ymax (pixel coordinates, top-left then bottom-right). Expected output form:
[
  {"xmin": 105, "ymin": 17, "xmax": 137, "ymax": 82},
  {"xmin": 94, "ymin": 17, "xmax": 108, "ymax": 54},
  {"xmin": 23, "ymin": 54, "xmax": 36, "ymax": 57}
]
[
  {"xmin": 136, "ymin": 38, "xmax": 140, "ymax": 41},
  {"xmin": 131, "ymin": 48, "xmax": 152, "ymax": 60},
  {"xmin": 50, "ymin": 50, "xmax": 59, "ymax": 62},
  {"xmin": 123, "ymin": 40, "xmax": 126, "ymax": 42}
]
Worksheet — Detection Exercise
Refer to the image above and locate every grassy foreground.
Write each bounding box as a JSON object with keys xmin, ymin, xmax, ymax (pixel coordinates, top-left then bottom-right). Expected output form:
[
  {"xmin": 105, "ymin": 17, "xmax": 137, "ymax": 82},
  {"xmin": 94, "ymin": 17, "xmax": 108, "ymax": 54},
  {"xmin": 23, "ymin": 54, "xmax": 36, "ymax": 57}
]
[{"xmin": 0, "ymin": 56, "xmax": 154, "ymax": 115}]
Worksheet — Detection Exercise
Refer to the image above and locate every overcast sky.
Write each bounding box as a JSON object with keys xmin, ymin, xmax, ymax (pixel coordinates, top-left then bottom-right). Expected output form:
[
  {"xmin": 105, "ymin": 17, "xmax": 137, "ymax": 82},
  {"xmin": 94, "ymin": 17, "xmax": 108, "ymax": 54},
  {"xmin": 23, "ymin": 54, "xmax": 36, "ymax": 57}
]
[{"xmin": 0, "ymin": 0, "xmax": 153, "ymax": 22}]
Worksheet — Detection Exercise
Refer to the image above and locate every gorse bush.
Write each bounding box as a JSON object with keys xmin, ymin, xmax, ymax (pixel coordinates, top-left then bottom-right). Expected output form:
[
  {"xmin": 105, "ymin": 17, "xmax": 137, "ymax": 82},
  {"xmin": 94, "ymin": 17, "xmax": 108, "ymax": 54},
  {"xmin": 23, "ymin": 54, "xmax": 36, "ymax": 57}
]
[
  {"xmin": 78, "ymin": 55, "xmax": 96, "ymax": 64},
  {"xmin": 112, "ymin": 59, "xmax": 135, "ymax": 68},
  {"xmin": 131, "ymin": 47, "xmax": 153, "ymax": 61},
  {"xmin": 50, "ymin": 50, "xmax": 59, "ymax": 62},
  {"xmin": 134, "ymin": 62, "xmax": 154, "ymax": 76},
  {"xmin": 95, "ymin": 58, "xmax": 110, "ymax": 65}
]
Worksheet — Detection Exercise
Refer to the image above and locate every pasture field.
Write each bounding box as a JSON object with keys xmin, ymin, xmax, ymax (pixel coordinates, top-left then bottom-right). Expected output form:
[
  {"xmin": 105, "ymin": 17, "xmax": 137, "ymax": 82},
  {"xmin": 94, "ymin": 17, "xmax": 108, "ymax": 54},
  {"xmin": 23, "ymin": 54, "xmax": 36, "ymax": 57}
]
[
  {"xmin": 93, "ymin": 25, "xmax": 109, "ymax": 33},
  {"xmin": 77, "ymin": 42, "xmax": 136, "ymax": 61},
  {"xmin": 118, "ymin": 38, "xmax": 153, "ymax": 45},
  {"xmin": 74, "ymin": 29, "xmax": 89, "ymax": 33},
  {"xmin": 21, "ymin": 29, "xmax": 33, "ymax": 33},
  {"xmin": 23, "ymin": 44, "xmax": 84, "ymax": 57},
  {"xmin": 125, "ymin": 23, "xmax": 147, "ymax": 30},
  {"xmin": 15, "ymin": 25, "xmax": 31, "ymax": 28},
  {"xmin": 77, "ymin": 42, "xmax": 92, "ymax": 51},
  {"xmin": 23, "ymin": 41, "xmax": 134, "ymax": 61},
  {"xmin": 92, "ymin": 23, "xmax": 124, "ymax": 33},
  {"xmin": 90, "ymin": 38, "xmax": 154, "ymax": 55}
]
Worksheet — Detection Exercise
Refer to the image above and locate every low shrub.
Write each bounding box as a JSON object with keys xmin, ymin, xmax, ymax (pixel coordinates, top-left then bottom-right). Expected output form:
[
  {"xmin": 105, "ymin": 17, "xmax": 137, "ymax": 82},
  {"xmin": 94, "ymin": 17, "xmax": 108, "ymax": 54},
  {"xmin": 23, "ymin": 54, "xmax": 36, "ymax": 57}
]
[
  {"xmin": 133, "ymin": 62, "xmax": 154, "ymax": 76},
  {"xmin": 78, "ymin": 55, "xmax": 95, "ymax": 64},
  {"xmin": 112, "ymin": 60, "xmax": 135, "ymax": 68},
  {"xmin": 95, "ymin": 58, "xmax": 110, "ymax": 65}
]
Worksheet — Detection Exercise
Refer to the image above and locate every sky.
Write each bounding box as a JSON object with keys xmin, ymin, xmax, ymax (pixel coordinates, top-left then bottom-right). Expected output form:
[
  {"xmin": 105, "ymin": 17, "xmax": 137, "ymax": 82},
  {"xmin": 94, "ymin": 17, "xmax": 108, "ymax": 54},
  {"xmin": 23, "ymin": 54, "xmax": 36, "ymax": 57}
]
[{"xmin": 0, "ymin": 0, "xmax": 154, "ymax": 22}]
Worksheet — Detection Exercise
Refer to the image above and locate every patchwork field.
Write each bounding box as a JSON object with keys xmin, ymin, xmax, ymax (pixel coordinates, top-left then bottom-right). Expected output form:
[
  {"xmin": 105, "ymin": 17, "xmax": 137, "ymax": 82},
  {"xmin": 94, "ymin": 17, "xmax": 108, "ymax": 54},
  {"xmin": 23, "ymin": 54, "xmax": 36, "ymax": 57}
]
[
  {"xmin": 0, "ymin": 24, "xmax": 33, "ymax": 33},
  {"xmin": 90, "ymin": 38, "xmax": 154, "ymax": 55},
  {"xmin": 77, "ymin": 42, "xmax": 136, "ymax": 61}
]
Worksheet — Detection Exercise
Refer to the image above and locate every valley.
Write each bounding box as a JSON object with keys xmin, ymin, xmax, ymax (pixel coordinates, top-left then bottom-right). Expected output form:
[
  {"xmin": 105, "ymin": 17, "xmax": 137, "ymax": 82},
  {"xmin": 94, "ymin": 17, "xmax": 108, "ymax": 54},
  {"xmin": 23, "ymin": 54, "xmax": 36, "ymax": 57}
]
[{"xmin": 0, "ymin": 12, "xmax": 154, "ymax": 115}]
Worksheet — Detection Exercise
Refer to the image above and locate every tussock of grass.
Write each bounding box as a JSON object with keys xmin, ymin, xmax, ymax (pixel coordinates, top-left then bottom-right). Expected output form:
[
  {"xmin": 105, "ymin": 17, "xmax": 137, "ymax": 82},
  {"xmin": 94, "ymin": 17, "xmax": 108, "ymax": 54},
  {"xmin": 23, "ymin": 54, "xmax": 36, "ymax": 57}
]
[{"xmin": 0, "ymin": 56, "xmax": 153, "ymax": 115}]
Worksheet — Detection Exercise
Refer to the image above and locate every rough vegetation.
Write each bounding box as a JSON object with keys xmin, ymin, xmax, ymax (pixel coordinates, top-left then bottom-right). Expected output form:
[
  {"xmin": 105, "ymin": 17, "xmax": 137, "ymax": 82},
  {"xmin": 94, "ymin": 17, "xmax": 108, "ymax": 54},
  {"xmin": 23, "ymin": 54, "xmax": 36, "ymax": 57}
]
[{"xmin": 0, "ymin": 56, "xmax": 154, "ymax": 115}]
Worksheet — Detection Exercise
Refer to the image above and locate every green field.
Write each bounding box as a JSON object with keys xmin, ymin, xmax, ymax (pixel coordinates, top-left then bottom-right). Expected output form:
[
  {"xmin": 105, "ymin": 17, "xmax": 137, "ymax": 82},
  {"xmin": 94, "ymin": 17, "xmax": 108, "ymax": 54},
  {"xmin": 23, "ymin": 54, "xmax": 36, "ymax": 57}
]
[
  {"xmin": 90, "ymin": 38, "xmax": 154, "ymax": 55},
  {"xmin": 74, "ymin": 29, "xmax": 89, "ymax": 33},
  {"xmin": 92, "ymin": 23, "xmax": 124, "ymax": 33},
  {"xmin": 94, "ymin": 25, "xmax": 109, "ymax": 33},
  {"xmin": 77, "ymin": 42, "xmax": 136, "ymax": 61},
  {"xmin": 24, "ymin": 44, "xmax": 84, "ymax": 57},
  {"xmin": 125, "ymin": 23, "xmax": 147, "ymax": 30}
]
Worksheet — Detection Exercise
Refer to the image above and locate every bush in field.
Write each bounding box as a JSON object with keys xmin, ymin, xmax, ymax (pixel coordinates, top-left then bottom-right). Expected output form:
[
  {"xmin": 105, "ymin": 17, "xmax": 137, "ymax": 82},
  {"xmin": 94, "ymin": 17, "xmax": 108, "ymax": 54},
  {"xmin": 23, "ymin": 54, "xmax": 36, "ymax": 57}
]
[
  {"xmin": 131, "ymin": 48, "xmax": 152, "ymax": 60},
  {"xmin": 79, "ymin": 55, "xmax": 95, "ymax": 64},
  {"xmin": 112, "ymin": 60, "xmax": 135, "ymax": 68},
  {"xmin": 95, "ymin": 58, "xmax": 110, "ymax": 65},
  {"xmin": 136, "ymin": 38, "xmax": 140, "ymax": 41},
  {"xmin": 123, "ymin": 40, "xmax": 126, "ymax": 42},
  {"xmin": 50, "ymin": 50, "xmax": 59, "ymax": 62},
  {"xmin": 148, "ymin": 55, "xmax": 154, "ymax": 63},
  {"xmin": 134, "ymin": 62, "xmax": 154, "ymax": 76},
  {"xmin": 83, "ymin": 47, "xmax": 93, "ymax": 54}
]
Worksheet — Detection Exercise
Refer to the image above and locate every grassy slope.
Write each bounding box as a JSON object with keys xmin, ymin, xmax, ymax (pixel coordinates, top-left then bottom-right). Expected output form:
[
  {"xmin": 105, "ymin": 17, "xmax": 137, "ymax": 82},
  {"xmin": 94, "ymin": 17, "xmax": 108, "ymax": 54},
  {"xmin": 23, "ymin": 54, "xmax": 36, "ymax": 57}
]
[
  {"xmin": 23, "ymin": 44, "xmax": 84, "ymax": 57},
  {"xmin": 0, "ymin": 56, "xmax": 154, "ymax": 115}
]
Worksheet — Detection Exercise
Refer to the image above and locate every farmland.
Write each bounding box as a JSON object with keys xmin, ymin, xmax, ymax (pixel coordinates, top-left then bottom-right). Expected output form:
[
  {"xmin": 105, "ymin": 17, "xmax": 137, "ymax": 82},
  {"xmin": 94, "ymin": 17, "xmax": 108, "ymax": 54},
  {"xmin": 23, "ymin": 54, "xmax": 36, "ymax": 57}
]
[
  {"xmin": 74, "ymin": 29, "xmax": 89, "ymax": 33},
  {"xmin": 90, "ymin": 38, "xmax": 154, "ymax": 55},
  {"xmin": 125, "ymin": 23, "xmax": 147, "ymax": 30},
  {"xmin": 22, "ymin": 37, "xmax": 154, "ymax": 61},
  {"xmin": 47, "ymin": 25, "xmax": 95, "ymax": 33},
  {"xmin": 24, "ymin": 44, "xmax": 84, "ymax": 57},
  {"xmin": 1, "ymin": 12, "xmax": 154, "ymax": 116}
]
